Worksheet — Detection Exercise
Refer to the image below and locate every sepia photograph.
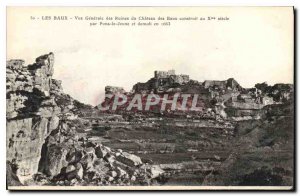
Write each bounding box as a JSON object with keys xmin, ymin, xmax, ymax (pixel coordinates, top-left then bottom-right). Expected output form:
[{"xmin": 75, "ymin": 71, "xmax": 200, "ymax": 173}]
[{"xmin": 6, "ymin": 6, "xmax": 295, "ymax": 190}]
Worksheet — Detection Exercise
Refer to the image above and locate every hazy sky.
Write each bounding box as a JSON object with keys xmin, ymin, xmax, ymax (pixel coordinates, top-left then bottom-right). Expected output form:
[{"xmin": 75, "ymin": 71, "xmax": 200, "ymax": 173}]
[{"xmin": 7, "ymin": 7, "xmax": 294, "ymax": 106}]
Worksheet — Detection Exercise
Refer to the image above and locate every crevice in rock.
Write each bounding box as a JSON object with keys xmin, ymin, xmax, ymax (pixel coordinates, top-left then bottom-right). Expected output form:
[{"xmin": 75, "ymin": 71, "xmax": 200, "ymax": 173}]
[{"xmin": 38, "ymin": 138, "xmax": 49, "ymax": 176}]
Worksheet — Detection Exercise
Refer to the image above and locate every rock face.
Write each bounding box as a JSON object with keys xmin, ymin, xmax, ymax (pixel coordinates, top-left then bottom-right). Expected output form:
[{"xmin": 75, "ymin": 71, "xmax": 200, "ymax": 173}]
[
  {"xmin": 6, "ymin": 53, "xmax": 59, "ymax": 183},
  {"xmin": 7, "ymin": 53, "xmax": 162, "ymax": 186}
]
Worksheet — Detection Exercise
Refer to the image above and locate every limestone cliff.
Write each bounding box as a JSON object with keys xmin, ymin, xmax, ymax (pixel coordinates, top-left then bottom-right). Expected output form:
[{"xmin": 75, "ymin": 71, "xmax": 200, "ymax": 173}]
[
  {"xmin": 6, "ymin": 53, "xmax": 163, "ymax": 186},
  {"xmin": 6, "ymin": 53, "xmax": 60, "ymax": 183}
]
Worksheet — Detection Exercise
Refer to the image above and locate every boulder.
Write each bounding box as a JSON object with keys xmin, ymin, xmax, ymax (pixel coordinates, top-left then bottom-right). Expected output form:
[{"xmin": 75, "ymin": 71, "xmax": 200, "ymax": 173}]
[
  {"xmin": 95, "ymin": 145, "xmax": 109, "ymax": 158},
  {"xmin": 75, "ymin": 163, "xmax": 83, "ymax": 179},
  {"xmin": 116, "ymin": 152, "xmax": 142, "ymax": 167},
  {"xmin": 116, "ymin": 167, "xmax": 127, "ymax": 177},
  {"xmin": 130, "ymin": 175, "xmax": 136, "ymax": 181},
  {"xmin": 85, "ymin": 141, "xmax": 97, "ymax": 148},
  {"xmin": 66, "ymin": 165, "xmax": 76, "ymax": 173},
  {"xmin": 45, "ymin": 145, "xmax": 68, "ymax": 176},
  {"xmin": 110, "ymin": 170, "xmax": 118, "ymax": 178},
  {"xmin": 49, "ymin": 116, "xmax": 60, "ymax": 131},
  {"xmin": 85, "ymin": 147, "xmax": 95, "ymax": 154},
  {"xmin": 92, "ymin": 159, "xmax": 110, "ymax": 177},
  {"xmin": 104, "ymin": 154, "xmax": 116, "ymax": 164},
  {"xmin": 148, "ymin": 165, "xmax": 164, "ymax": 178},
  {"xmin": 66, "ymin": 148, "xmax": 83, "ymax": 163},
  {"xmin": 65, "ymin": 163, "xmax": 83, "ymax": 180},
  {"xmin": 107, "ymin": 176, "xmax": 114, "ymax": 182},
  {"xmin": 80, "ymin": 153, "xmax": 94, "ymax": 170}
]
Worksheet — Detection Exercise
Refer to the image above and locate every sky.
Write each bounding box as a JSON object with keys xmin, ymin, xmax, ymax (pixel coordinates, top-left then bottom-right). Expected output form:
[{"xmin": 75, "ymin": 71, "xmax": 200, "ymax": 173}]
[{"xmin": 7, "ymin": 7, "xmax": 294, "ymax": 106}]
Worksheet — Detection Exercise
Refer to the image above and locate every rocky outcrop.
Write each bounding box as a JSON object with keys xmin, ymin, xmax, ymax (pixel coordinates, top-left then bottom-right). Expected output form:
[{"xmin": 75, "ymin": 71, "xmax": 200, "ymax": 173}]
[
  {"xmin": 7, "ymin": 53, "xmax": 163, "ymax": 186},
  {"xmin": 100, "ymin": 70, "xmax": 293, "ymax": 122},
  {"xmin": 6, "ymin": 53, "xmax": 59, "ymax": 183}
]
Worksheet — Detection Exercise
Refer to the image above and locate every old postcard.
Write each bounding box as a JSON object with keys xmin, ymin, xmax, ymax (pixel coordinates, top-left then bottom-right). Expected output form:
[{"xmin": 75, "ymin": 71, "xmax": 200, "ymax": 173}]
[{"xmin": 6, "ymin": 7, "xmax": 294, "ymax": 190}]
